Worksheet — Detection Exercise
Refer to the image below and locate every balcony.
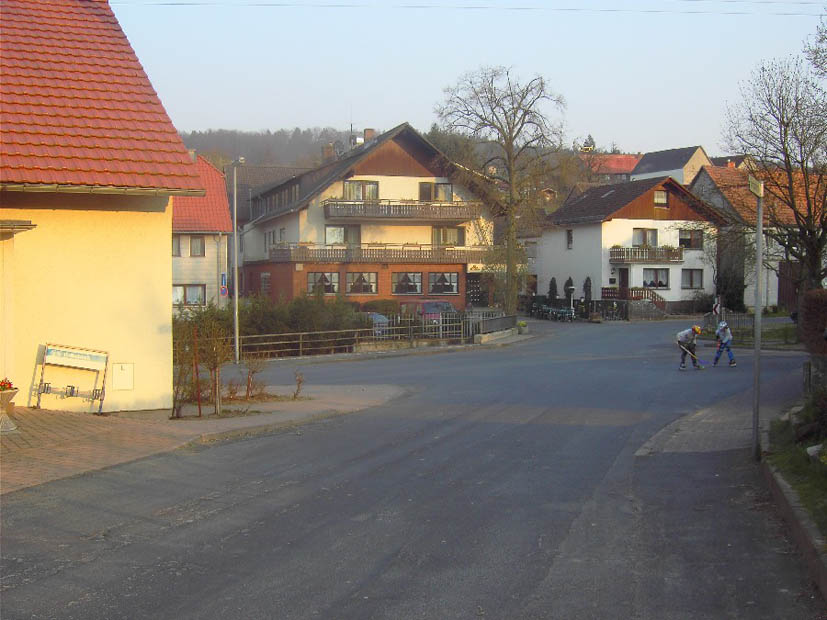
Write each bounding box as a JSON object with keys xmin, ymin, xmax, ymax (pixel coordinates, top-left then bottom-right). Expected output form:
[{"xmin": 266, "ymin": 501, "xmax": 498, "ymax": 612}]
[
  {"xmin": 322, "ymin": 199, "xmax": 481, "ymax": 223},
  {"xmin": 609, "ymin": 246, "xmax": 683, "ymax": 264},
  {"xmin": 268, "ymin": 243, "xmax": 496, "ymax": 264}
]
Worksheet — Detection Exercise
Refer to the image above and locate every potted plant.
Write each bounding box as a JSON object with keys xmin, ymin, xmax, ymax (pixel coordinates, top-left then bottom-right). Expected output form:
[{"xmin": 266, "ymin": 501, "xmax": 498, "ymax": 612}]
[
  {"xmin": 0, "ymin": 377, "xmax": 17, "ymax": 414},
  {"xmin": 517, "ymin": 320, "xmax": 528, "ymax": 335}
]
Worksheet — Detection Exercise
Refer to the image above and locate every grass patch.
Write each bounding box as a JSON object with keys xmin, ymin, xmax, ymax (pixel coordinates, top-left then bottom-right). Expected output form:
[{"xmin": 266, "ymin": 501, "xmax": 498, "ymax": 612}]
[{"xmin": 767, "ymin": 416, "xmax": 827, "ymax": 538}]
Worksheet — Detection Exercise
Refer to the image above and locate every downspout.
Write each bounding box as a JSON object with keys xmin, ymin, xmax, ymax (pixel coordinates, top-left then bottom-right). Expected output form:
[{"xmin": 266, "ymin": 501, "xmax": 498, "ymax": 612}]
[{"xmin": 216, "ymin": 233, "xmax": 222, "ymax": 306}]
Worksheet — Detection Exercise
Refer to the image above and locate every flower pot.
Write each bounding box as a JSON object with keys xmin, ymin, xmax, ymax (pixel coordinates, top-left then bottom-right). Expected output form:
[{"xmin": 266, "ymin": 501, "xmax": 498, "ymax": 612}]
[
  {"xmin": 517, "ymin": 325, "xmax": 529, "ymax": 335},
  {"xmin": 0, "ymin": 389, "xmax": 18, "ymax": 414}
]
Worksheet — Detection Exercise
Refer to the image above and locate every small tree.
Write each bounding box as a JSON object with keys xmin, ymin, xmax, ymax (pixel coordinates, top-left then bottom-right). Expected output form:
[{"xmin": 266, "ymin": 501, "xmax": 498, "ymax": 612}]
[
  {"xmin": 196, "ymin": 314, "xmax": 233, "ymax": 415},
  {"xmin": 548, "ymin": 277, "xmax": 558, "ymax": 301},
  {"xmin": 583, "ymin": 276, "xmax": 592, "ymax": 307}
]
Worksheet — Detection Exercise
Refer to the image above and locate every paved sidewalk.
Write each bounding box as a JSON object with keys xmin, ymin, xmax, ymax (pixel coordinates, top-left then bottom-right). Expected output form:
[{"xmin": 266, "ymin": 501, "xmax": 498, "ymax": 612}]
[{"xmin": 0, "ymin": 384, "xmax": 403, "ymax": 495}]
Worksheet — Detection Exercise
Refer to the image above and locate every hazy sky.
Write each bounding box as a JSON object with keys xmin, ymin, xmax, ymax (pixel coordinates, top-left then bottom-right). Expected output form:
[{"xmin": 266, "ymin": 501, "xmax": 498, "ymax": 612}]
[{"xmin": 111, "ymin": 0, "xmax": 822, "ymax": 156}]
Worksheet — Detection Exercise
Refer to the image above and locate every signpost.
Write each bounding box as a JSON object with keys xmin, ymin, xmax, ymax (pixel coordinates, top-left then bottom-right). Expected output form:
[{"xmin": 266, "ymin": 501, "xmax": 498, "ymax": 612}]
[{"xmin": 749, "ymin": 175, "xmax": 764, "ymax": 461}]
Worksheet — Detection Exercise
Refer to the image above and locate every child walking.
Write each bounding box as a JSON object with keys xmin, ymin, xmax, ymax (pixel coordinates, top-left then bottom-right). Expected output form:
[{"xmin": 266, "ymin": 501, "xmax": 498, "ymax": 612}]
[
  {"xmin": 713, "ymin": 321, "xmax": 737, "ymax": 367},
  {"xmin": 677, "ymin": 325, "xmax": 703, "ymax": 370}
]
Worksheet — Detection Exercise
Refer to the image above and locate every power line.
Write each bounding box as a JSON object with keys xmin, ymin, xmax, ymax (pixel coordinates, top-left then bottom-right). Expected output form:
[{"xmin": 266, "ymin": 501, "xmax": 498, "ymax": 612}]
[{"xmin": 108, "ymin": 0, "xmax": 825, "ymax": 16}]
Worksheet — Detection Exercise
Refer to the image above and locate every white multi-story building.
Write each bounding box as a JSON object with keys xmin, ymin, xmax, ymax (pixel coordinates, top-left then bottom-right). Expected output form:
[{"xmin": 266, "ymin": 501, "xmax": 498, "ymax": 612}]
[{"xmin": 532, "ymin": 177, "xmax": 725, "ymax": 313}]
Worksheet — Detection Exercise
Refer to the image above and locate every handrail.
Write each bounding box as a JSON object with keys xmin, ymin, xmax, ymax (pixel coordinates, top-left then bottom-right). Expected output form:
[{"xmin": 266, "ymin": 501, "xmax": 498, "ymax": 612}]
[
  {"xmin": 323, "ymin": 199, "xmax": 481, "ymax": 221},
  {"xmin": 609, "ymin": 246, "xmax": 683, "ymax": 263}
]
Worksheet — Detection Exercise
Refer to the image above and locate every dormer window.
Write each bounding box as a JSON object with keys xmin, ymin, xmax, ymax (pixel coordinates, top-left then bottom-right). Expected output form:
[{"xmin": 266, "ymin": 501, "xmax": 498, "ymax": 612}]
[{"xmin": 654, "ymin": 190, "xmax": 668, "ymax": 207}]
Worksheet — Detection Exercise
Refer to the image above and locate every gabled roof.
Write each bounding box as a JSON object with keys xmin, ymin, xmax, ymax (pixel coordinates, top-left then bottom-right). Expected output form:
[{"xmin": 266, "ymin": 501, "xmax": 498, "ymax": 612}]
[
  {"xmin": 173, "ymin": 156, "xmax": 232, "ymax": 233},
  {"xmin": 249, "ymin": 123, "xmax": 459, "ymax": 226},
  {"xmin": 550, "ymin": 177, "xmax": 666, "ymax": 225},
  {"xmin": 580, "ymin": 153, "xmax": 642, "ymax": 175},
  {"xmin": 0, "ymin": 0, "xmax": 203, "ymax": 194},
  {"xmin": 631, "ymin": 146, "xmax": 706, "ymax": 176}
]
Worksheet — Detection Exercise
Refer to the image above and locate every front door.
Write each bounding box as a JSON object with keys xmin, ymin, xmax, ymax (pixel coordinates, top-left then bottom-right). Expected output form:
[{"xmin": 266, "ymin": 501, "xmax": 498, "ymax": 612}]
[
  {"xmin": 466, "ymin": 273, "xmax": 482, "ymax": 308},
  {"xmin": 618, "ymin": 268, "xmax": 629, "ymax": 299}
]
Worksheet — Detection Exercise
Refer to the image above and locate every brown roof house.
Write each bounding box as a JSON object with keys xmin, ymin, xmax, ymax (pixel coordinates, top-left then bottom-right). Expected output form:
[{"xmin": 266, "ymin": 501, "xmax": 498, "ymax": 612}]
[
  {"xmin": 239, "ymin": 124, "xmax": 499, "ymax": 309},
  {"xmin": 690, "ymin": 165, "xmax": 800, "ymax": 311},
  {"xmin": 1, "ymin": 0, "xmax": 203, "ymax": 412},
  {"xmin": 532, "ymin": 177, "xmax": 725, "ymax": 314}
]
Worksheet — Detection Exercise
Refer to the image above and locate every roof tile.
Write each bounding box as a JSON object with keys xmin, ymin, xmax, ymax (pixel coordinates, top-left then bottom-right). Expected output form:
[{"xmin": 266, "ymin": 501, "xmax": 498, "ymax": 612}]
[
  {"xmin": 0, "ymin": 0, "xmax": 202, "ymax": 193},
  {"xmin": 173, "ymin": 157, "xmax": 233, "ymax": 233}
]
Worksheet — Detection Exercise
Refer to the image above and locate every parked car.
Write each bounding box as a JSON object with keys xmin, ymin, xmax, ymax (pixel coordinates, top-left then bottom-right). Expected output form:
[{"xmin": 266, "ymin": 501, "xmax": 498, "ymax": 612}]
[{"xmin": 399, "ymin": 300, "xmax": 457, "ymax": 324}]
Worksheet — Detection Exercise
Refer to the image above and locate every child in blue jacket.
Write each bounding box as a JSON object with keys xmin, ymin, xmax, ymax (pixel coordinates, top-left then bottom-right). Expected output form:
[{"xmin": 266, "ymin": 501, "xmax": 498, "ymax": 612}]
[{"xmin": 713, "ymin": 321, "xmax": 737, "ymax": 367}]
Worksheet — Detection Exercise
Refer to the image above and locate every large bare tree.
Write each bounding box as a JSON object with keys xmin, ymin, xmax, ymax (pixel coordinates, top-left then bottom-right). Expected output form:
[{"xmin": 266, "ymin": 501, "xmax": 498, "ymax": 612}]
[
  {"xmin": 805, "ymin": 13, "xmax": 826, "ymax": 77},
  {"xmin": 725, "ymin": 53, "xmax": 827, "ymax": 296},
  {"xmin": 436, "ymin": 66, "xmax": 565, "ymax": 314}
]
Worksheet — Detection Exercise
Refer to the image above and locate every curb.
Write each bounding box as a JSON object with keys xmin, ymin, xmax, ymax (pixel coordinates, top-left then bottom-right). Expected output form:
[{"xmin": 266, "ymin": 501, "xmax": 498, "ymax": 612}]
[
  {"xmin": 188, "ymin": 408, "xmax": 353, "ymax": 446},
  {"xmin": 760, "ymin": 460, "xmax": 827, "ymax": 600}
]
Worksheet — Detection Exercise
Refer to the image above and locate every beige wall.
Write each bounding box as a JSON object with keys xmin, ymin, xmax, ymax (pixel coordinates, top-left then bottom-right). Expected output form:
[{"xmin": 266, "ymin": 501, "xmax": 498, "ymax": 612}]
[
  {"xmin": 173, "ymin": 232, "xmax": 228, "ymax": 308},
  {"xmin": 2, "ymin": 192, "xmax": 173, "ymax": 412}
]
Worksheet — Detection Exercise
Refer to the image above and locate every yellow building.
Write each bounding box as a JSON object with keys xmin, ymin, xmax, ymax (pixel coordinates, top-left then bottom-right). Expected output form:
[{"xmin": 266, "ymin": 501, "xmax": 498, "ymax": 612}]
[{"xmin": 0, "ymin": 0, "xmax": 203, "ymax": 412}]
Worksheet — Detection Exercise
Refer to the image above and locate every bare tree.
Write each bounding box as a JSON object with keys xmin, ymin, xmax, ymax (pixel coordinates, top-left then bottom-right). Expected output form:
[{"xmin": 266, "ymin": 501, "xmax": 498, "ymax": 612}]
[
  {"xmin": 436, "ymin": 66, "xmax": 565, "ymax": 314},
  {"xmin": 725, "ymin": 54, "xmax": 827, "ymax": 297}
]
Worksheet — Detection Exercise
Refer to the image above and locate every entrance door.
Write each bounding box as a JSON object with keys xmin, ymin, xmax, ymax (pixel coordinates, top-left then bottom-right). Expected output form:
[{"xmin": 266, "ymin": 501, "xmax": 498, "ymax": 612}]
[
  {"xmin": 618, "ymin": 268, "xmax": 629, "ymax": 299},
  {"xmin": 466, "ymin": 273, "xmax": 482, "ymax": 308}
]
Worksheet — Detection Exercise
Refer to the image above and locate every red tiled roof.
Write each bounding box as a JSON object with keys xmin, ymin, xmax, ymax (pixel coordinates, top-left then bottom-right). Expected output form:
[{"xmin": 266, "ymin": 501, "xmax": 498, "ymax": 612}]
[
  {"xmin": 580, "ymin": 153, "xmax": 642, "ymax": 175},
  {"xmin": 173, "ymin": 157, "xmax": 232, "ymax": 233},
  {"xmin": 0, "ymin": 0, "xmax": 203, "ymax": 193},
  {"xmin": 699, "ymin": 166, "xmax": 797, "ymax": 226}
]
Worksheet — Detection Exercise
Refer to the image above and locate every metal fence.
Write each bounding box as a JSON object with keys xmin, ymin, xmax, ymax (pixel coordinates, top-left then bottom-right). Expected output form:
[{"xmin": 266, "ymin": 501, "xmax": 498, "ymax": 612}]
[
  {"xmin": 185, "ymin": 312, "xmax": 514, "ymax": 361},
  {"xmin": 703, "ymin": 310, "xmax": 754, "ymax": 332}
]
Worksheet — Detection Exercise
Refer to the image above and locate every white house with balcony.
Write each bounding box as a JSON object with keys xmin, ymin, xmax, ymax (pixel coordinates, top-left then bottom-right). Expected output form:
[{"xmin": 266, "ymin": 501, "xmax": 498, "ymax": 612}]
[
  {"xmin": 239, "ymin": 123, "xmax": 497, "ymax": 309},
  {"xmin": 533, "ymin": 177, "xmax": 725, "ymax": 313}
]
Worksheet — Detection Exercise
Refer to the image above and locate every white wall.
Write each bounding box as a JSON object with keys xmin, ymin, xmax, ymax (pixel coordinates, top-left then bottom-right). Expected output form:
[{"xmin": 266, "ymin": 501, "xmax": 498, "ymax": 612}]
[
  {"xmin": 535, "ymin": 223, "xmax": 603, "ymax": 300},
  {"xmin": 172, "ymin": 233, "xmax": 228, "ymax": 307},
  {"xmin": 631, "ymin": 168, "xmax": 684, "ymax": 183}
]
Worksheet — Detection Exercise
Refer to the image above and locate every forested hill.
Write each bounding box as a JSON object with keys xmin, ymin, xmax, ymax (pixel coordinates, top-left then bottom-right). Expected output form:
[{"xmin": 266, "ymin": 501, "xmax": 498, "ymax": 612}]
[{"xmin": 180, "ymin": 127, "xmax": 366, "ymax": 169}]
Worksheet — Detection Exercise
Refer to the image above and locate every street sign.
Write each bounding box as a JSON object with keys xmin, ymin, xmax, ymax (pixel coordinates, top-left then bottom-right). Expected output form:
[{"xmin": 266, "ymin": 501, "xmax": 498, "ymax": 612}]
[
  {"xmin": 748, "ymin": 175, "xmax": 764, "ymax": 198},
  {"xmin": 713, "ymin": 302, "xmax": 720, "ymax": 316},
  {"xmin": 220, "ymin": 285, "xmax": 228, "ymax": 297}
]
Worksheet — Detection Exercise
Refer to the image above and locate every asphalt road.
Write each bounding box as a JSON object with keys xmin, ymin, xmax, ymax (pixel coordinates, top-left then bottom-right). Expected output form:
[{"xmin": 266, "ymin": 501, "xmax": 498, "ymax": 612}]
[{"xmin": 2, "ymin": 320, "xmax": 824, "ymax": 619}]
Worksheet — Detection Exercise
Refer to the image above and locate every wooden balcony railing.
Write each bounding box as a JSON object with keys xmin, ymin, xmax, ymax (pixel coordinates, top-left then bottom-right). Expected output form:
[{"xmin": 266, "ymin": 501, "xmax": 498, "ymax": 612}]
[
  {"xmin": 601, "ymin": 286, "xmax": 668, "ymax": 311},
  {"xmin": 268, "ymin": 243, "xmax": 497, "ymax": 264},
  {"xmin": 323, "ymin": 199, "xmax": 481, "ymax": 222},
  {"xmin": 609, "ymin": 246, "xmax": 683, "ymax": 263}
]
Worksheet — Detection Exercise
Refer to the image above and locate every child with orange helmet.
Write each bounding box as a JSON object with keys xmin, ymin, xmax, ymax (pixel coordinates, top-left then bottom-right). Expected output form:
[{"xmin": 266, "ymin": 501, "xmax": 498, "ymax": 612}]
[{"xmin": 676, "ymin": 325, "xmax": 704, "ymax": 370}]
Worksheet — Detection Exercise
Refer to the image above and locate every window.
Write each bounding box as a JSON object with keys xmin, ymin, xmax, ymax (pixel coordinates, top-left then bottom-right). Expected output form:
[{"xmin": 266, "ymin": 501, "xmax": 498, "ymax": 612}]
[
  {"xmin": 432, "ymin": 226, "xmax": 465, "ymax": 247},
  {"xmin": 279, "ymin": 227, "xmax": 286, "ymax": 242},
  {"xmin": 172, "ymin": 235, "xmax": 181, "ymax": 256},
  {"xmin": 346, "ymin": 272, "xmax": 377, "ymax": 294},
  {"xmin": 679, "ymin": 229, "xmax": 703, "ymax": 250},
  {"xmin": 566, "ymin": 229, "xmax": 573, "ymax": 250},
  {"xmin": 260, "ymin": 272, "xmax": 271, "ymax": 296},
  {"xmin": 344, "ymin": 180, "xmax": 378, "ymax": 200},
  {"xmin": 681, "ymin": 269, "xmax": 703, "ymax": 289},
  {"xmin": 325, "ymin": 225, "xmax": 361, "ymax": 245},
  {"xmin": 429, "ymin": 272, "xmax": 459, "ymax": 294},
  {"xmin": 308, "ymin": 272, "xmax": 339, "ymax": 294},
  {"xmin": 633, "ymin": 228, "xmax": 658, "ymax": 247},
  {"xmin": 392, "ymin": 272, "xmax": 422, "ymax": 295},
  {"xmin": 654, "ymin": 190, "xmax": 668, "ymax": 207},
  {"xmin": 190, "ymin": 235, "xmax": 205, "ymax": 257},
  {"xmin": 419, "ymin": 182, "xmax": 453, "ymax": 202},
  {"xmin": 642, "ymin": 268, "xmax": 669, "ymax": 288},
  {"xmin": 172, "ymin": 284, "xmax": 206, "ymax": 306}
]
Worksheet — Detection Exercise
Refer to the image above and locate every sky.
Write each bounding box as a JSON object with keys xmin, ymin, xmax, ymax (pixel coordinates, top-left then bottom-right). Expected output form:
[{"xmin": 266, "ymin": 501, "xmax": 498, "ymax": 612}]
[{"xmin": 110, "ymin": 0, "xmax": 823, "ymax": 156}]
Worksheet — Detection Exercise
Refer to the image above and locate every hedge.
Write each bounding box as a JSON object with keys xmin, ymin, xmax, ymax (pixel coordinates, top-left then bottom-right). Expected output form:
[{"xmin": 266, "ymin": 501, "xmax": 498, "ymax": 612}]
[{"xmin": 801, "ymin": 288, "xmax": 827, "ymax": 355}]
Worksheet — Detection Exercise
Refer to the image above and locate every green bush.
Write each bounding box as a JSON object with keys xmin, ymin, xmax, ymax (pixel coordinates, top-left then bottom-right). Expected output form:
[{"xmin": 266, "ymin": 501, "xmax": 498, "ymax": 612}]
[{"xmin": 801, "ymin": 289, "xmax": 827, "ymax": 355}]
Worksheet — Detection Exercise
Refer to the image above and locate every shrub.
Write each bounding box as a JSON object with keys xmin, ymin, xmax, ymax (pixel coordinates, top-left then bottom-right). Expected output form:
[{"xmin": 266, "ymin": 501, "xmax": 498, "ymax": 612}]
[
  {"xmin": 801, "ymin": 289, "xmax": 827, "ymax": 355},
  {"xmin": 548, "ymin": 277, "xmax": 558, "ymax": 300},
  {"xmin": 361, "ymin": 299, "xmax": 400, "ymax": 316}
]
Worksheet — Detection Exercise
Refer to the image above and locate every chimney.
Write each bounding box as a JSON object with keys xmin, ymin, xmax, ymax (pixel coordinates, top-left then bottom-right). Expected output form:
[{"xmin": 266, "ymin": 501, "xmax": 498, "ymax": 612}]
[
  {"xmin": 187, "ymin": 149, "xmax": 197, "ymax": 162},
  {"xmin": 322, "ymin": 143, "xmax": 335, "ymax": 163},
  {"xmin": 727, "ymin": 160, "xmax": 735, "ymax": 168},
  {"xmin": 364, "ymin": 128, "xmax": 376, "ymax": 142}
]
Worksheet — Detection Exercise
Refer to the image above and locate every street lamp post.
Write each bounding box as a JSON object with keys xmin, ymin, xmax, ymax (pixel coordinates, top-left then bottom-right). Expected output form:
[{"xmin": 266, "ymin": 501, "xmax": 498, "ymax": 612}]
[
  {"xmin": 232, "ymin": 157, "xmax": 245, "ymax": 364},
  {"xmin": 749, "ymin": 174, "xmax": 764, "ymax": 461}
]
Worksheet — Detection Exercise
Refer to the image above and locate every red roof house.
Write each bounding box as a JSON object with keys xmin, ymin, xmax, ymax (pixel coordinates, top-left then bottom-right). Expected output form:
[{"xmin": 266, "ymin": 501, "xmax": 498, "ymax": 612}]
[{"xmin": 1, "ymin": 0, "xmax": 203, "ymax": 413}]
